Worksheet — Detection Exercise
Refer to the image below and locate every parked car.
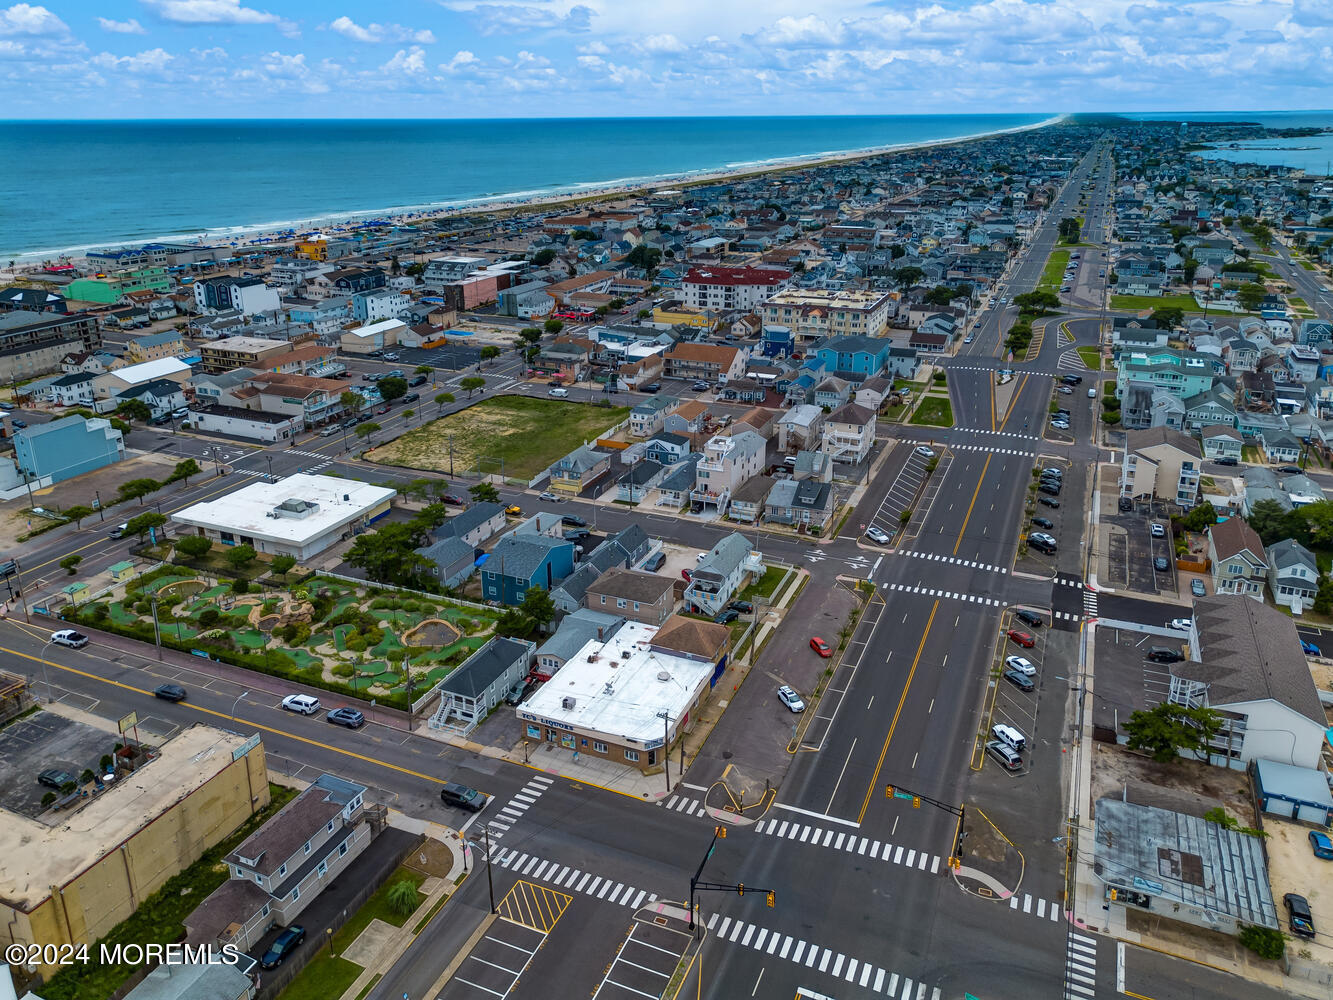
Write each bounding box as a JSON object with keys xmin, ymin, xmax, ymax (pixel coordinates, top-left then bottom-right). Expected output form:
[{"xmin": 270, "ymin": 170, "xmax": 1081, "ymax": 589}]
[
  {"xmin": 914, "ymin": 446, "xmax": 936, "ymax": 458},
  {"xmin": 108, "ymin": 523, "xmax": 129, "ymax": 539},
  {"xmin": 777, "ymin": 685, "xmax": 805, "ymax": 713},
  {"xmin": 50, "ymin": 629, "xmax": 88, "ymax": 649},
  {"xmin": 153, "ymin": 684, "xmax": 187, "ymax": 702},
  {"xmin": 1190, "ymin": 579, "xmax": 1207, "ymax": 597},
  {"xmin": 1014, "ymin": 609, "xmax": 1045, "ymax": 628},
  {"xmin": 561, "ymin": 515, "xmax": 587, "ymax": 527},
  {"xmin": 37, "ymin": 768, "xmax": 76, "ymax": 790},
  {"xmin": 1061, "ymin": 374, "xmax": 1083, "ymax": 385},
  {"xmin": 728, "ymin": 600, "xmax": 754, "ymax": 614},
  {"xmin": 1213, "ymin": 456, "xmax": 1238, "ymax": 466},
  {"xmin": 1153, "ymin": 556, "xmax": 1170, "ymax": 572},
  {"xmin": 504, "ymin": 680, "xmax": 529, "ymax": 706},
  {"xmin": 681, "ymin": 568, "xmax": 692, "ymax": 582},
  {"xmin": 985, "ymin": 740, "xmax": 1022, "ymax": 771},
  {"xmin": 641, "ymin": 383, "xmax": 662, "ymax": 393},
  {"xmin": 1007, "ymin": 629, "xmax": 1035, "ymax": 648},
  {"xmin": 1038, "ymin": 483, "xmax": 1061, "ymax": 497},
  {"xmin": 643, "ymin": 551, "xmax": 666, "ymax": 572},
  {"xmin": 10, "ymin": 418, "xmax": 27, "ymax": 428},
  {"xmin": 1286, "ymin": 893, "xmax": 1316, "ymax": 939},
  {"xmin": 1278, "ymin": 465, "xmax": 1303, "ymax": 475},
  {"xmin": 281, "ymin": 694, "xmax": 321, "ymax": 715},
  {"xmin": 1310, "ymin": 831, "xmax": 1333, "ymax": 860},
  {"xmin": 810, "ymin": 636, "xmax": 832, "ymax": 658},
  {"xmin": 260, "ymin": 926, "xmax": 306, "ymax": 969},
  {"xmin": 376, "ymin": 404, "xmax": 391, "ymax": 414},
  {"xmin": 440, "ymin": 782, "xmax": 485, "ymax": 812},
  {"xmin": 320, "ymin": 425, "xmax": 340, "ymax": 437},
  {"xmin": 691, "ymin": 381, "xmax": 710, "ymax": 391},
  {"xmin": 1037, "ymin": 496, "xmax": 1060, "ymax": 509},
  {"xmin": 1005, "ymin": 655, "xmax": 1036, "ymax": 676},
  {"xmin": 1004, "ymin": 668, "xmax": 1035, "ymax": 692},
  {"xmin": 327, "ymin": 707, "xmax": 365, "ymax": 728},
  {"xmin": 713, "ymin": 609, "xmax": 740, "ymax": 625},
  {"xmin": 1150, "ymin": 522, "xmax": 1166, "ymax": 538},
  {"xmin": 440, "ymin": 493, "xmax": 464, "ymax": 506},
  {"xmin": 505, "ymin": 505, "xmax": 522, "ymax": 516},
  {"xmin": 865, "ymin": 525, "xmax": 891, "ymax": 544},
  {"xmin": 1027, "ymin": 534, "xmax": 1056, "ymax": 554},
  {"xmin": 1167, "ymin": 618, "xmax": 1193, "ymax": 631},
  {"xmin": 548, "ymin": 387, "xmax": 569, "ymax": 397},
  {"xmin": 1146, "ymin": 646, "xmax": 1184, "ymax": 664},
  {"xmin": 409, "ymin": 375, "xmax": 428, "ymax": 387},
  {"xmin": 1032, "ymin": 517, "xmax": 1053, "ymax": 530},
  {"xmin": 563, "ymin": 528, "xmax": 590, "ymax": 541},
  {"xmin": 1057, "ymin": 386, "xmax": 1073, "ymax": 395},
  {"xmin": 539, "ymin": 491, "xmax": 558, "ymax": 501},
  {"xmin": 403, "ymin": 392, "xmax": 420, "ymax": 403},
  {"xmin": 387, "ymin": 369, "xmax": 404, "ymax": 378},
  {"xmin": 1118, "ymin": 496, "xmax": 1133, "ymax": 512}
]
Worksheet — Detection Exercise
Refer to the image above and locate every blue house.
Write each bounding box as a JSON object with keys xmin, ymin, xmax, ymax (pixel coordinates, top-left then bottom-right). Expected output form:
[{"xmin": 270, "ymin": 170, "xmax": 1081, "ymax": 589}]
[
  {"xmin": 481, "ymin": 533, "xmax": 576, "ymax": 605},
  {"xmin": 14, "ymin": 415, "xmax": 125, "ymax": 485},
  {"xmin": 814, "ymin": 336, "xmax": 891, "ymax": 380},
  {"xmin": 761, "ymin": 325, "xmax": 793, "ymax": 358}
]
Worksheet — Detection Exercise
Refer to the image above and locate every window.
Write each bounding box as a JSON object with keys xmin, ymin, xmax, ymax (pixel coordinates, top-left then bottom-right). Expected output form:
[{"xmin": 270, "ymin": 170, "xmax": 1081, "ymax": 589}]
[
  {"xmin": 255, "ymin": 874, "xmax": 263, "ymax": 885},
  {"xmin": 278, "ymin": 864, "xmax": 287, "ymax": 877},
  {"xmin": 327, "ymin": 820, "xmax": 335, "ymax": 832},
  {"xmin": 291, "ymin": 885, "xmax": 300, "ymax": 901},
  {"xmin": 304, "ymin": 841, "xmax": 311, "ymax": 855},
  {"xmin": 339, "ymin": 841, "xmax": 348, "ymax": 857},
  {"xmin": 624, "ymin": 749, "xmax": 639, "ymax": 762},
  {"xmin": 261, "ymin": 904, "xmax": 270, "ymax": 918},
  {"xmin": 317, "ymin": 860, "xmax": 327, "ymax": 877},
  {"xmin": 593, "ymin": 740, "xmax": 608, "ymax": 753},
  {"xmin": 617, "ymin": 598, "xmax": 627, "ymax": 609},
  {"xmin": 234, "ymin": 866, "xmax": 244, "ymax": 878}
]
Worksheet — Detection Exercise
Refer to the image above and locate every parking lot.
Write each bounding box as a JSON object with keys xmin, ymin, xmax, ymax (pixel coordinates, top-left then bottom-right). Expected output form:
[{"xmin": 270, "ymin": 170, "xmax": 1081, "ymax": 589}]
[
  {"xmin": 438, "ymin": 880, "xmax": 572, "ymax": 1000},
  {"xmin": 1102, "ymin": 504, "xmax": 1179, "ymax": 597},
  {"xmin": 589, "ymin": 910, "xmax": 693, "ymax": 1000},
  {"xmin": 0, "ymin": 712, "xmax": 114, "ymax": 818},
  {"xmin": 973, "ymin": 608, "xmax": 1052, "ymax": 777},
  {"xmin": 1014, "ymin": 456, "xmax": 1080, "ymax": 578},
  {"xmin": 1090, "ymin": 624, "xmax": 1188, "ymax": 739}
]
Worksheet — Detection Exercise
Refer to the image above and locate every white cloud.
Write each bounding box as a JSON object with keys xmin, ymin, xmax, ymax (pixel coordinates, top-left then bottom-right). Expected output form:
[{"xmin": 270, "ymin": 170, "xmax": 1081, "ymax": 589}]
[
  {"xmin": 442, "ymin": 2, "xmax": 594, "ymax": 36},
  {"xmin": 329, "ymin": 16, "xmax": 435, "ymax": 44},
  {"xmin": 0, "ymin": 3, "xmax": 68, "ymax": 35},
  {"xmin": 92, "ymin": 46, "xmax": 174, "ymax": 72},
  {"xmin": 441, "ymin": 49, "xmax": 478, "ymax": 70},
  {"xmin": 98, "ymin": 16, "xmax": 148, "ymax": 34},
  {"xmin": 144, "ymin": 0, "xmax": 298, "ymax": 36},
  {"xmin": 638, "ymin": 33, "xmax": 685, "ymax": 54},
  {"xmin": 382, "ymin": 45, "xmax": 428, "ymax": 74}
]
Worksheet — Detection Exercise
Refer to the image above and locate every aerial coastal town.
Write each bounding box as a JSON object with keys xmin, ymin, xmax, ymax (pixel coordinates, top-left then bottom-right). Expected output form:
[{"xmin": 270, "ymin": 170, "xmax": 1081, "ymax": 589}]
[{"xmin": 6, "ymin": 114, "xmax": 1333, "ymax": 1000}]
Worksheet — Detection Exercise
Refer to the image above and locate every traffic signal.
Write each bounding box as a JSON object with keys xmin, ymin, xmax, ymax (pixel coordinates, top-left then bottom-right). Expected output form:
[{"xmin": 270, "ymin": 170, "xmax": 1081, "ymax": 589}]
[
  {"xmin": 912, "ymin": 796, "xmax": 921, "ymax": 808},
  {"xmin": 714, "ymin": 826, "xmax": 727, "ymax": 839},
  {"xmin": 885, "ymin": 784, "xmax": 894, "ymax": 798},
  {"xmin": 1109, "ymin": 888, "xmax": 1118, "ymax": 901},
  {"xmin": 766, "ymin": 891, "xmax": 775, "ymax": 909},
  {"xmin": 737, "ymin": 883, "xmax": 744, "ymax": 897}
]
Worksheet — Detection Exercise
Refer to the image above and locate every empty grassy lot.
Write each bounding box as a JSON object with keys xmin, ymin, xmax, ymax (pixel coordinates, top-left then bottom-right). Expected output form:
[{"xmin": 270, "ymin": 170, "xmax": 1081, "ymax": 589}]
[
  {"xmin": 367, "ymin": 396, "xmax": 629, "ymax": 480},
  {"xmin": 1110, "ymin": 293, "xmax": 1201, "ymax": 313}
]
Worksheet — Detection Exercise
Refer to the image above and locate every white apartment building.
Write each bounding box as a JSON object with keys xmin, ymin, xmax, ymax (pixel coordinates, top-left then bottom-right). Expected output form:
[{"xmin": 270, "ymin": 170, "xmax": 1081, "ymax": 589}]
[
  {"xmin": 760, "ymin": 289, "xmax": 894, "ymax": 343},
  {"xmin": 691, "ymin": 430, "xmax": 766, "ymax": 513},
  {"xmin": 681, "ymin": 266, "xmax": 792, "ymax": 312}
]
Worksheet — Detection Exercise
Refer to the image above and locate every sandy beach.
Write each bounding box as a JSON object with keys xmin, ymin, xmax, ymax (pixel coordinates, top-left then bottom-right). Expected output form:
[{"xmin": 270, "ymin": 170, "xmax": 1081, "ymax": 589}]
[{"xmin": 7, "ymin": 114, "xmax": 1065, "ymax": 275}]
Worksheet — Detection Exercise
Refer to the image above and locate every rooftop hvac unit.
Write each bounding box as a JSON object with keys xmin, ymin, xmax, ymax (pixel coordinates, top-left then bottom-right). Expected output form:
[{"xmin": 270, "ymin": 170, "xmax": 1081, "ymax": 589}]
[
  {"xmin": 622, "ymin": 650, "xmax": 631, "ymax": 659},
  {"xmin": 562, "ymin": 696, "xmax": 576, "ymax": 710},
  {"xmin": 603, "ymin": 682, "xmax": 614, "ymax": 696},
  {"xmin": 657, "ymin": 671, "xmax": 671, "ymax": 682}
]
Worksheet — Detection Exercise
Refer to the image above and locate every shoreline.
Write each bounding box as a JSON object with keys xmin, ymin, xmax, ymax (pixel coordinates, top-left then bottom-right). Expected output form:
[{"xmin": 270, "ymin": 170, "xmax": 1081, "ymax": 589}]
[{"xmin": 9, "ymin": 114, "xmax": 1065, "ymax": 265}]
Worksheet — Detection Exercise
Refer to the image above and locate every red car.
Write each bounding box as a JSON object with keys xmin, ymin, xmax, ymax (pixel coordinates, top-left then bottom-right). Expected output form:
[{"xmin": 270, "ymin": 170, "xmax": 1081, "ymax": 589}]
[
  {"xmin": 681, "ymin": 568, "xmax": 692, "ymax": 582},
  {"xmin": 376, "ymin": 404, "xmax": 391, "ymax": 414},
  {"xmin": 1007, "ymin": 629, "xmax": 1035, "ymax": 648},
  {"xmin": 810, "ymin": 636, "xmax": 832, "ymax": 658}
]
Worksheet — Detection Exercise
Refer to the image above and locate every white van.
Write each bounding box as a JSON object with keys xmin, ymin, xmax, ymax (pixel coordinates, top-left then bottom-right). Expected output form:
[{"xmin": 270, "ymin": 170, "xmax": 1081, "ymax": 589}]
[
  {"xmin": 991, "ymin": 723, "xmax": 1027, "ymax": 753},
  {"xmin": 1087, "ymin": 388, "xmax": 1097, "ymax": 398},
  {"xmin": 548, "ymin": 387, "xmax": 569, "ymax": 397}
]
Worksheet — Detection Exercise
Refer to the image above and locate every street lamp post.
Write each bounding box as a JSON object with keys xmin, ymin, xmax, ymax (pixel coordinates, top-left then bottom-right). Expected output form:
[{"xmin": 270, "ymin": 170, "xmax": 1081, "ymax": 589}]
[
  {"xmin": 39, "ymin": 637, "xmax": 56, "ymax": 703},
  {"xmin": 483, "ymin": 826, "xmax": 496, "ymax": 913},
  {"xmin": 95, "ymin": 490, "xmax": 104, "ymax": 521},
  {"xmin": 149, "ymin": 597, "xmax": 163, "ymax": 660},
  {"xmin": 657, "ymin": 710, "xmax": 672, "ymax": 796},
  {"xmin": 230, "ymin": 689, "xmax": 250, "ymax": 727}
]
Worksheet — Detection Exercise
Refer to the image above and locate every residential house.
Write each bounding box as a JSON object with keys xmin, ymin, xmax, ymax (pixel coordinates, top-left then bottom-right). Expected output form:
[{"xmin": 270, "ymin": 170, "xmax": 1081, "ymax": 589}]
[
  {"xmin": 186, "ymin": 774, "xmax": 372, "ymax": 953},
  {"xmin": 618, "ymin": 459, "xmax": 664, "ymax": 502},
  {"xmin": 854, "ymin": 376, "xmax": 892, "ymax": 412},
  {"xmin": 683, "ymin": 532, "xmax": 763, "ymax": 615},
  {"xmin": 728, "ymin": 475, "xmax": 774, "ymax": 524},
  {"xmin": 760, "ymin": 288, "xmax": 893, "ymax": 343},
  {"xmin": 339, "ymin": 318, "xmax": 405, "ymax": 355},
  {"xmin": 550, "ymin": 444, "xmax": 612, "ymax": 495},
  {"xmin": 48, "ymin": 371, "xmax": 96, "ymax": 407},
  {"xmin": 481, "ymin": 533, "xmax": 576, "ymax": 604},
  {"xmin": 776, "ymin": 404, "xmax": 825, "ymax": 453},
  {"xmin": 1181, "ymin": 386, "xmax": 1236, "ymax": 431},
  {"xmin": 644, "ymin": 431, "xmax": 691, "ymax": 466},
  {"xmin": 813, "ymin": 336, "xmax": 891, "ymax": 381},
  {"xmin": 1207, "ymin": 517, "xmax": 1267, "ymax": 599},
  {"xmin": 764, "ymin": 477, "xmax": 836, "ymax": 530},
  {"xmin": 654, "ymin": 454, "xmax": 702, "ymax": 508},
  {"xmin": 532, "ymin": 609, "xmax": 625, "ymax": 679},
  {"xmin": 1260, "ymin": 429, "xmax": 1302, "ymax": 464},
  {"xmin": 13, "ymin": 415, "xmax": 124, "ymax": 485},
  {"xmin": 681, "ymin": 265, "xmax": 791, "ymax": 311},
  {"xmin": 691, "ymin": 431, "xmax": 766, "ymax": 513},
  {"xmin": 416, "ymin": 536, "xmax": 478, "ymax": 589},
  {"xmin": 1119, "ymin": 427, "xmax": 1202, "ymax": 508},
  {"xmin": 126, "ymin": 330, "xmax": 187, "ymax": 363},
  {"xmin": 584, "ymin": 569, "xmax": 676, "ymax": 626},
  {"xmin": 822, "ymin": 402, "xmax": 875, "ymax": 464},
  {"xmin": 1267, "ymin": 538, "xmax": 1319, "ymax": 609},
  {"xmin": 630, "ymin": 395, "xmax": 679, "ymax": 438},
  {"xmin": 663, "ymin": 343, "xmax": 745, "ymax": 384},
  {"xmin": 117, "ymin": 377, "xmax": 188, "ymax": 417},
  {"xmin": 1111, "ymin": 317, "xmax": 1168, "ymax": 349},
  {"xmin": 1200, "ymin": 425, "xmax": 1243, "ymax": 462},
  {"xmin": 430, "ymin": 636, "xmax": 535, "ymax": 734},
  {"xmin": 813, "ymin": 377, "xmax": 851, "ymax": 409},
  {"xmin": 884, "ymin": 347, "xmax": 922, "ymax": 379}
]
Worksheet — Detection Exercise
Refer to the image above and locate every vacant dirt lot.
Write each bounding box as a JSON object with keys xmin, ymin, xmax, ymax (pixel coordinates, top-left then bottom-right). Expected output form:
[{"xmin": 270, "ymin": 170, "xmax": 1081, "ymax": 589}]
[{"xmin": 367, "ymin": 396, "xmax": 629, "ymax": 481}]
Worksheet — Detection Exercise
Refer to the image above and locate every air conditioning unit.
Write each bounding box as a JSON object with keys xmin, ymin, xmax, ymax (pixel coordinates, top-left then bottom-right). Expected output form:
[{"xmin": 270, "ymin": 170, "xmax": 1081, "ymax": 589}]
[{"xmin": 561, "ymin": 696, "xmax": 576, "ymax": 710}]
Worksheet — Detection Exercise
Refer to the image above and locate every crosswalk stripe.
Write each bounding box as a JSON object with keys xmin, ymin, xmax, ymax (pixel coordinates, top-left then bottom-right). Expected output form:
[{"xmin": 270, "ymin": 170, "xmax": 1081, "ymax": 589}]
[
  {"xmin": 707, "ymin": 913, "xmax": 719, "ymax": 931},
  {"xmin": 753, "ymin": 929, "xmax": 767, "ymax": 951},
  {"xmin": 793, "ymin": 941, "xmax": 806, "ymax": 964},
  {"xmin": 716, "ymin": 916, "xmax": 730, "ymax": 937},
  {"xmin": 780, "ymin": 936, "xmax": 792, "ymax": 959},
  {"xmin": 874, "ymin": 968, "xmax": 884, "ymax": 992},
  {"xmin": 887, "ymin": 973, "xmax": 899, "ymax": 996},
  {"xmin": 1023, "ymin": 894, "xmax": 1032, "ymax": 913},
  {"xmin": 631, "ymin": 890, "xmax": 646, "ymax": 908},
  {"xmin": 845, "ymin": 957, "xmax": 857, "ymax": 981},
  {"xmin": 767, "ymin": 932, "xmax": 781, "ymax": 955},
  {"xmin": 728, "ymin": 920, "xmax": 744, "ymax": 943},
  {"xmin": 741, "ymin": 924, "xmax": 756, "ymax": 947}
]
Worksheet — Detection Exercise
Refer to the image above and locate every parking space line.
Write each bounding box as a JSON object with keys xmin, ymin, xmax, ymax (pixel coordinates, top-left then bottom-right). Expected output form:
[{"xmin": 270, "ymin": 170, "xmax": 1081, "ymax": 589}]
[{"xmin": 453, "ymin": 976, "xmax": 506, "ymax": 997}]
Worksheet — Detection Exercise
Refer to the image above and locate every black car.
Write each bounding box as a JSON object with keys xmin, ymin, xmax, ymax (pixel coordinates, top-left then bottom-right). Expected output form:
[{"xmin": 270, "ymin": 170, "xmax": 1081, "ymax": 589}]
[
  {"xmin": 327, "ymin": 707, "xmax": 365, "ymax": 728},
  {"xmin": 260, "ymin": 925, "xmax": 306, "ymax": 969},
  {"xmin": 1153, "ymin": 556, "xmax": 1170, "ymax": 572},
  {"xmin": 341, "ymin": 417, "xmax": 358, "ymax": 429},
  {"xmin": 1118, "ymin": 496, "xmax": 1133, "ymax": 511},
  {"xmin": 1038, "ymin": 483, "xmax": 1061, "ymax": 497},
  {"xmin": 440, "ymin": 782, "xmax": 485, "ymax": 812},
  {"xmin": 1032, "ymin": 516, "xmax": 1054, "ymax": 529},
  {"xmin": 561, "ymin": 515, "xmax": 587, "ymax": 527},
  {"xmin": 409, "ymin": 375, "xmax": 429, "ymax": 387},
  {"xmin": 1015, "ymin": 609, "xmax": 1045, "ymax": 628},
  {"xmin": 1213, "ymin": 456, "xmax": 1238, "ymax": 466},
  {"xmin": 1278, "ymin": 465, "xmax": 1303, "ymax": 474},
  {"xmin": 1061, "ymin": 374, "xmax": 1083, "ymax": 385},
  {"xmin": 1146, "ymin": 646, "xmax": 1184, "ymax": 664},
  {"xmin": 1037, "ymin": 495, "xmax": 1060, "ymax": 509},
  {"xmin": 1286, "ymin": 893, "xmax": 1316, "ymax": 939},
  {"xmin": 403, "ymin": 392, "xmax": 420, "ymax": 403},
  {"xmin": 153, "ymin": 684, "xmax": 187, "ymax": 703},
  {"xmin": 728, "ymin": 600, "xmax": 754, "ymax": 614},
  {"xmin": 713, "ymin": 609, "xmax": 740, "ymax": 625},
  {"xmin": 1003, "ymin": 668, "xmax": 1035, "ymax": 692},
  {"xmin": 563, "ymin": 528, "xmax": 591, "ymax": 541},
  {"xmin": 641, "ymin": 383, "xmax": 662, "ymax": 393},
  {"xmin": 643, "ymin": 551, "xmax": 666, "ymax": 572}
]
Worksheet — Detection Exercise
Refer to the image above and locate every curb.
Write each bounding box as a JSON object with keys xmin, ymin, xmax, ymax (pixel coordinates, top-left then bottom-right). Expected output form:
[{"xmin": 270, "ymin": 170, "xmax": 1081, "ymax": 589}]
[{"xmin": 426, "ymin": 912, "xmax": 498, "ymax": 998}]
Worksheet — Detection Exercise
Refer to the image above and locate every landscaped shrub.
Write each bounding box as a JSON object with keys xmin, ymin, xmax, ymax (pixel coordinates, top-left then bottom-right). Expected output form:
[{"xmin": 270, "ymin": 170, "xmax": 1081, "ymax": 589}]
[
  {"xmin": 231, "ymin": 578, "xmax": 249, "ymax": 594},
  {"xmin": 198, "ymin": 608, "xmax": 221, "ymax": 627},
  {"xmin": 331, "ymin": 663, "xmax": 355, "ymax": 678},
  {"xmin": 346, "ymin": 636, "xmax": 368, "ymax": 653}
]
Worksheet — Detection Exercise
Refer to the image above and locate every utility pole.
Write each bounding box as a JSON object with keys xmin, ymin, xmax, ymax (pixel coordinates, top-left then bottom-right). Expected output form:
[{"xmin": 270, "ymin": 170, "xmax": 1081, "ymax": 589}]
[
  {"xmin": 149, "ymin": 597, "xmax": 163, "ymax": 660},
  {"xmin": 484, "ymin": 825, "xmax": 496, "ymax": 913},
  {"xmin": 657, "ymin": 710, "xmax": 671, "ymax": 795},
  {"xmin": 448, "ymin": 435, "xmax": 455, "ymax": 479}
]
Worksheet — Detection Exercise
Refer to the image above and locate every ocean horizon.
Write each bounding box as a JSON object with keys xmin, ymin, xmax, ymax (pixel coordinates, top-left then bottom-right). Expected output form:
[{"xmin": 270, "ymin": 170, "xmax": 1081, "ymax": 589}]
[{"xmin": 1, "ymin": 114, "xmax": 1055, "ymax": 261}]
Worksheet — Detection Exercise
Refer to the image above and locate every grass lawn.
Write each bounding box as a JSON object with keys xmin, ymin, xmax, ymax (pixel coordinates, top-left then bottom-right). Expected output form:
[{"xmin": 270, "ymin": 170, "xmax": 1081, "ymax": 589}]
[
  {"xmin": 1076, "ymin": 346, "xmax": 1102, "ymax": 371},
  {"xmin": 1242, "ymin": 445, "xmax": 1263, "ymax": 464},
  {"xmin": 738, "ymin": 565, "xmax": 786, "ymax": 604},
  {"xmin": 908, "ymin": 396, "xmax": 954, "ymax": 427},
  {"xmin": 277, "ymin": 955, "xmax": 363, "ymax": 1000},
  {"xmin": 368, "ymin": 396, "xmax": 630, "ymax": 480},
  {"xmin": 879, "ymin": 401, "xmax": 909, "ymax": 422},
  {"xmin": 1038, "ymin": 249, "xmax": 1071, "ymax": 290},
  {"xmin": 333, "ymin": 866, "xmax": 427, "ymax": 950},
  {"xmin": 1111, "ymin": 293, "xmax": 1201, "ymax": 313}
]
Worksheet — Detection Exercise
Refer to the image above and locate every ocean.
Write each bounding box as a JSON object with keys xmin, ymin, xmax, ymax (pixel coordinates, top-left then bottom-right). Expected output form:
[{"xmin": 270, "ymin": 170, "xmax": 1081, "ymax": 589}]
[
  {"xmin": 0, "ymin": 115, "xmax": 1052, "ymax": 261},
  {"xmin": 1126, "ymin": 110, "xmax": 1333, "ymax": 174}
]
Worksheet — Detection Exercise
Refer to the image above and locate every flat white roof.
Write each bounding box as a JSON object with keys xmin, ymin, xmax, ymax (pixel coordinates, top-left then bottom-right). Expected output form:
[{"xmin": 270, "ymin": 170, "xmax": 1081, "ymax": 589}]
[
  {"xmin": 205, "ymin": 336, "xmax": 289, "ymax": 352},
  {"xmin": 170, "ymin": 473, "xmax": 395, "ymax": 545},
  {"xmin": 110, "ymin": 356, "xmax": 191, "ymax": 383},
  {"xmin": 520, "ymin": 621, "xmax": 714, "ymax": 745},
  {"xmin": 344, "ymin": 318, "xmax": 405, "ymax": 339}
]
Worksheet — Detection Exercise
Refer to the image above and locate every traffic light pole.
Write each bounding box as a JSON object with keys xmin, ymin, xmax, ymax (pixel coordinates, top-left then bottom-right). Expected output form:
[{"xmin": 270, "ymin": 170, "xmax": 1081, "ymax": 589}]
[
  {"xmin": 885, "ymin": 783, "xmax": 966, "ymax": 869},
  {"xmin": 687, "ymin": 826, "xmax": 776, "ymax": 937}
]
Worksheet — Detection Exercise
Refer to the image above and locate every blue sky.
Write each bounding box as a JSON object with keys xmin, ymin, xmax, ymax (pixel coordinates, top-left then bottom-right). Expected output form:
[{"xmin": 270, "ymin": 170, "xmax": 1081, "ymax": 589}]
[{"xmin": 3, "ymin": 0, "xmax": 1332, "ymax": 117}]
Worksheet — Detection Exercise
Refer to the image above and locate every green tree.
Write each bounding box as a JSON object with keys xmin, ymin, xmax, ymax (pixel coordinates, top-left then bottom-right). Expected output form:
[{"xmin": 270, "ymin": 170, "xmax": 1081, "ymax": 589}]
[
  {"xmin": 415, "ymin": 364, "xmax": 433, "ymax": 375},
  {"xmin": 1247, "ymin": 497, "xmax": 1290, "ymax": 546},
  {"xmin": 434, "ymin": 392, "xmax": 455, "ymax": 413},
  {"xmin": 166, "ymin": 458, "xmax": 201, "ymax": 485},
  {"xmin": 1123, "ymin": 702, "xmax": 1222, "ymax": 763},
  {"xmin": 345, "ymin": 521, "xmax": 435, "ymax": 588},
  {"xmin": 1177, "ymin": 502, "xmax": 1217, "ymax": 534},
  {"xmin": 480, "ymin": 345, "xmax": 501, "ymax": 363},
  {"xmin": 63, "ymin": 504, "xmax": 94, "ymax": 527},
  {"xmin": 390, "ymin": 255, "xmax": 401, "ymax": 275},
  {"xmin": 469, "ymin": 482, "xmax": 500, "ymax": 504},
  {"xmin": 532, "ymin": 248, "xmax": 557, "ymax": 266},
  {"xmin": 519, "ymin": 586, "xmax": 556, "ymax": 630},
  {"xmin": 460, "ymin": 376, "xmax": 486, "ymax": 397},
  {"xmin": 340, "ymin": 390, "xmax": 365, "ymax": 414},
  {"xmin": 890, "ymin": 265, "xmax": 925, "ymax": 286},
  {"xmin": 412, "ymin": 503, "xmax": 450, "ymax": 531},
  {"xmin": 355, "ymin": 421, "xmax": 382, "ymax": 446},
  {"xmin": 519, "ymin": 327, "xmax": 542, "ymax": 346},
  {"xmin": 109, "ymin": 417, "xmax": 132, "ymax": 436},
  {"xmin": 175, "ymin": 534, "xmax": 213, "ymax": 559},
  {"xmin": 1182, "ymin": 258, "xmax": 1199, "ymax": 284},
  {"xmin": 624, "ymin": 245, "xmax": 662, "ymax": 271},
  {"xmin": 224, "ymin": 544, "xmax": 256, "ymax": 571},
  {"xmin": 59, "ymin": 554, "xmax": 82, "ymax": 575},
  {"xmin": 402, "ymin": 408, "xmax": 414, "ymax": 425},
  {"xmin": 495, "ymin": 607, "xmax": 535, "ymax": 639},
  {"xmin": 1236, "ymin": 282, "xmax": 1268, "ymax": 312},
  {"xmin": 270, "ymin": 554, "xmax": 297, "ymax": 579},
  {"xmin": 1238, "ymin": 925, "xmax": 1287, "ymax": 961},
  {"xmin": 385, "ymin": 879, "xmax": 420, "ymax": 917},
  {"xmin": 116, "ymin": 398, "xmax": 152, "ymax": 423},
  {"xmin": 889, "ymin": 244, "xmax": 906, "ymax": 260},
  {"xmin": 1314, "ymin": 575, "xmax": 1333, "ymax": 615},
  {"xmin": 544, "ymin": 318, "xmax": 564, "ymax": 335},
  {"xmin": 126, "ymin": 511, "xmax": 167, "ymax": 541},
  {"xmin": 1013, "ymin": 290, "xmax": 1061, "ymax": 312},
  {"xmin": 637, "ymin": 308, "xmax": 651, "ymax": 319},
  {"xmin": 1149, "ymin": 307, "xmax": 1185, "ymax": 330},
  {"xmin": 405, "ymin": 261, "xmax": 426, "ymax": 277},
  {"xmin": 116, "ymin": 478, "xmax": 161, "ymax": 503},
  {"xmin": 378, "ymin": 377, "xmax": 408, "ymax": 404},
  {"xmin": 1058, "ymin": 217, "xmax": 1081, "ymax": 242}
]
